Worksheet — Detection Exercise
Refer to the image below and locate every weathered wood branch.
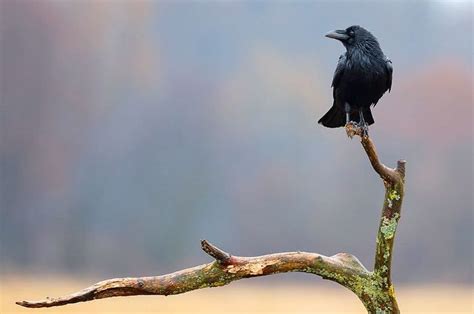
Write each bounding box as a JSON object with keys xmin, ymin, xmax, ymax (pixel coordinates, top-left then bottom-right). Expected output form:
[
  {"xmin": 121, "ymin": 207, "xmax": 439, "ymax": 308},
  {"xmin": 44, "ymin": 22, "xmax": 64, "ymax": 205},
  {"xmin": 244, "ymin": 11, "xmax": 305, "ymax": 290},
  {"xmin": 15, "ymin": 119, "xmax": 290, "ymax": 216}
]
[
  {"xmin": 16, "ymin": 240, "xmax": 370, "ymax": 309},
  {"xmin": 17, "ymin": 125, "xmax": 405, "ymax": 313},
  {"xmin": 346, "ymin": 124, "xmax": 405, "ymax": 312}
]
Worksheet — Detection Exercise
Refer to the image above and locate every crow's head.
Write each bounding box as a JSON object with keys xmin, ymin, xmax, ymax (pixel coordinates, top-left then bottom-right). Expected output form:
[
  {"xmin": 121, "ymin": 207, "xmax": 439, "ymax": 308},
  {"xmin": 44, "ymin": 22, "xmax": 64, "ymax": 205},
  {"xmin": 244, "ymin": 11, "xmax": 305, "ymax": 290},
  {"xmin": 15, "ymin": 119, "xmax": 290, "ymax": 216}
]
[{"xmin": 325, "ymin": 25, "xmax": 379, "ymax": 51}]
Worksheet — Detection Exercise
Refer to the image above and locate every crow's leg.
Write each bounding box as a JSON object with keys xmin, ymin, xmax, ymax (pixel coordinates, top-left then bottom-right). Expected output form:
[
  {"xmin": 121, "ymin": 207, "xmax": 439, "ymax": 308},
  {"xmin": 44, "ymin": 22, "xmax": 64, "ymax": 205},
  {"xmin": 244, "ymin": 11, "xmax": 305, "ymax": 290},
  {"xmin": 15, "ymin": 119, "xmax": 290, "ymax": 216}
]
[
  {"xmin": 358, "ymin": 109, "xmax": 369, "ymax": 136},
  {"xmin": 344, "ymin": 103, "xmax": 357, "ymax": 126},
  {"xmin": 344, "ymin": 103, "xmax": 358, "ymax": 138},
  {"xmin": 345, "ymin": 103, "xmax": 351, "ymax": 125}
]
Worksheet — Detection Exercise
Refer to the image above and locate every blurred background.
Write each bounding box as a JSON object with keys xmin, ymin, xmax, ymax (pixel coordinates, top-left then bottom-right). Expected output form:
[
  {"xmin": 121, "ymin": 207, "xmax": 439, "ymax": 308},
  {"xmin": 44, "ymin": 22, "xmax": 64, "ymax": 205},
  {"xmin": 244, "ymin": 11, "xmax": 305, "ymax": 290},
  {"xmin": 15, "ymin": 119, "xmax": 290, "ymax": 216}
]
[{"xmin": 1, "ymin": 0, "xmax": 472, "ymax": 312}]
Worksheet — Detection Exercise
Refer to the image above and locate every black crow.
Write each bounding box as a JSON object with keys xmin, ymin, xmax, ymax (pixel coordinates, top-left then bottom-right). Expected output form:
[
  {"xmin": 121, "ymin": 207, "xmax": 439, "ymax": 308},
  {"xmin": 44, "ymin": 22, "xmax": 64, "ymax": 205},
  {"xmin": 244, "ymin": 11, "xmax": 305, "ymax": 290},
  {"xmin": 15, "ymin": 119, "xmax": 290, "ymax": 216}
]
[{"xmin": 318, "ymin": 25, "xmax": 392, "ymax": 134}]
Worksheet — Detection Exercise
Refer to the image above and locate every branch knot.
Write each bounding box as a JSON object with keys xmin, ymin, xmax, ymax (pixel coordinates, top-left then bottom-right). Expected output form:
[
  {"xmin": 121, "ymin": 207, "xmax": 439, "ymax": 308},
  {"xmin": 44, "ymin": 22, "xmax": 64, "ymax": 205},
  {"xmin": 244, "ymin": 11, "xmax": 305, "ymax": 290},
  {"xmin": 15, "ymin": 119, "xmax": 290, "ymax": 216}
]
[{"xmin": 200, "ymin": 240, "xmax": 233, "ymax": 265}]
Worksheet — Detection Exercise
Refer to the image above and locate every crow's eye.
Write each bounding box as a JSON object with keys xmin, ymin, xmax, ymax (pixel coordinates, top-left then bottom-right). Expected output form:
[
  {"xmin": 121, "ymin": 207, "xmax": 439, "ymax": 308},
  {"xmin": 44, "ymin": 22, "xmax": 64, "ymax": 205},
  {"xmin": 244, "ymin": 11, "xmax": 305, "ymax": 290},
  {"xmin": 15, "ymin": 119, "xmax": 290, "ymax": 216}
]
[{"xmin": 349, "ymin": 30, "xmax": 355, "ymax": 37}]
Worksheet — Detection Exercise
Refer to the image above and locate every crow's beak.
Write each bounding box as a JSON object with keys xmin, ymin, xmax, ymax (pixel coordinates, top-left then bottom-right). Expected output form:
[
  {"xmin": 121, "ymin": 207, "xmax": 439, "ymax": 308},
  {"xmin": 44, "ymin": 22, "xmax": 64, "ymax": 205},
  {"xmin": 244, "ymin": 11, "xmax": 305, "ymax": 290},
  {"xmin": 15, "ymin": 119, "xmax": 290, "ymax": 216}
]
[{"xmin": 325, "ymin": 30, "xmax": 349, "ymax": 41}]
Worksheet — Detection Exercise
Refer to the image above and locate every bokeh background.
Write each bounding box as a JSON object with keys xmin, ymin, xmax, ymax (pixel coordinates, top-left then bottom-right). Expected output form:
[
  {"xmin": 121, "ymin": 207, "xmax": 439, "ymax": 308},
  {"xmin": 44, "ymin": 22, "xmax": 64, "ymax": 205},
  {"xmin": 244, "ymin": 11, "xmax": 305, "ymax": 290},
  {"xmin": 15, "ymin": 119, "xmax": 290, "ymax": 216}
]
[{"xmin": 1, "ymin": 0, "xmax": 473, "ymax": 312}]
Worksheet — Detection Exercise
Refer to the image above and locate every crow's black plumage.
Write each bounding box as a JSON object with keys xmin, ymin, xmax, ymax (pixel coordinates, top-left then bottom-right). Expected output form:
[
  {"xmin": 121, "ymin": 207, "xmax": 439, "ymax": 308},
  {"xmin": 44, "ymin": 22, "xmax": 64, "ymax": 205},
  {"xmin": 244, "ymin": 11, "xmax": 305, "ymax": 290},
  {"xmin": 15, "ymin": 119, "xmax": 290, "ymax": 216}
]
[{"xmin": 318, "ymin": 25, "xmax": 392, "ymax": 132}]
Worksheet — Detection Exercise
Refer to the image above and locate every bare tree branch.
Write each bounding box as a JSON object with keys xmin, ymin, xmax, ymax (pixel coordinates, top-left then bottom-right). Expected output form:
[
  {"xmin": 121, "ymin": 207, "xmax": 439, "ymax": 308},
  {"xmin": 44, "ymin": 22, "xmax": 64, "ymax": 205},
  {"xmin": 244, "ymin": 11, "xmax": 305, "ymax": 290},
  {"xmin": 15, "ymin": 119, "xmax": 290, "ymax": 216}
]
[
  {"xmin": 345, "ymin": 124, "xmax": 405, "ymax": 312},
  {"xmin": 346, "ymin": 124, "xmax": 402, "ymax": 184},
  {"xmin": 200, "ymin": 239, "xmax": 233, "ymax": 265},
  {"xmin": 16, "ymin": 241, "xmax": 369, "ymax": 308},
  {"xmin": 17, "ymin": 125, "xmax": 405, "ymax": 313}
]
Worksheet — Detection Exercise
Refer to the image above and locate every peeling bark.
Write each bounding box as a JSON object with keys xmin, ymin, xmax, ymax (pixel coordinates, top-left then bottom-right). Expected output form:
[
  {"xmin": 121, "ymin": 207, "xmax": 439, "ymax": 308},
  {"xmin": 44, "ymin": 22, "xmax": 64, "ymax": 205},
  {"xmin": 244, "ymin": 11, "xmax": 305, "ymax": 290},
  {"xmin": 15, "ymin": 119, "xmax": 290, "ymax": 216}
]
[{"xmin": 17, "ymin": 125, "xmax": 405, "ymax": 313}]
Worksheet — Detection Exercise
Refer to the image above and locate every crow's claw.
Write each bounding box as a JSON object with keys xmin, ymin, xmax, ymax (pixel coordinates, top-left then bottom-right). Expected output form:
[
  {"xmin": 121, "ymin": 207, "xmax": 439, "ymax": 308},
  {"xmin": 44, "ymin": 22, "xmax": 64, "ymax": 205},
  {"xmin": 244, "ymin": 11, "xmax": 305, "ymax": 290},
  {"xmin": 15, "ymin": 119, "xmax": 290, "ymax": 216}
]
[
  {"xmin": 344, "ymin": 121, "xmax": 358, "ymax": 138},
  {"xmin": 359, "ymin": 122, "xmax": 369, "ymax": 137},
  {"xmin": 345, "ymin": 121, "xmax": 369, "ymax": 139}
]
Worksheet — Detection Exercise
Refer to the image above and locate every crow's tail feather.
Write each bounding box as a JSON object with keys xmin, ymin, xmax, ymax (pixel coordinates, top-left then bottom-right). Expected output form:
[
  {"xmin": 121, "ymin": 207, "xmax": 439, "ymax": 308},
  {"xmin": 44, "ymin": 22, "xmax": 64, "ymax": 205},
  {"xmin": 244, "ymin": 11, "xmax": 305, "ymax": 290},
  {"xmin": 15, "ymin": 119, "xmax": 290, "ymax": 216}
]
[
  {"xmin": 363, "ymin": 108, "xmax": 375, "ymax": 125},
  {"xmin": 318, "ymin": 105, "xmax": 345, "ymax": 128},
  {"xmin": 318, "ymin": 106, "xmax": 375, "ymax": 128}
]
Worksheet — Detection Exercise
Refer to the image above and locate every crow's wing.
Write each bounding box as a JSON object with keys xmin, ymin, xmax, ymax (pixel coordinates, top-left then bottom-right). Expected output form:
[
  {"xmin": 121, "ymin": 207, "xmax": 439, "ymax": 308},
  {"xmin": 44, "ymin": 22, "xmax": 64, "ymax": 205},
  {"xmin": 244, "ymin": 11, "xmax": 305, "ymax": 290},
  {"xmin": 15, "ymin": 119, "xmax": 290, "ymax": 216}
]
[
  {"xmin": 331, "ymin": 54, "xmax": 346, "ymax": 98},
  {"xmin": 385, "ymin": 58, "xmax": 393, "ymax": 92}
]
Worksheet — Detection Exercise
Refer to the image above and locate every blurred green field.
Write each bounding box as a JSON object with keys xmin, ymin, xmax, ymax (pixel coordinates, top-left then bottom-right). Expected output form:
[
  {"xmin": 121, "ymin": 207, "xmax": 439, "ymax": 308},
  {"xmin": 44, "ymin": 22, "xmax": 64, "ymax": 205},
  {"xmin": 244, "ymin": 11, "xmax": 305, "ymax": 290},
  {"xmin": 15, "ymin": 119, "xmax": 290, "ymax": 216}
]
[{"xmin": 1, "ymin": 276, "xmax": 472, "ymax": 313}]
